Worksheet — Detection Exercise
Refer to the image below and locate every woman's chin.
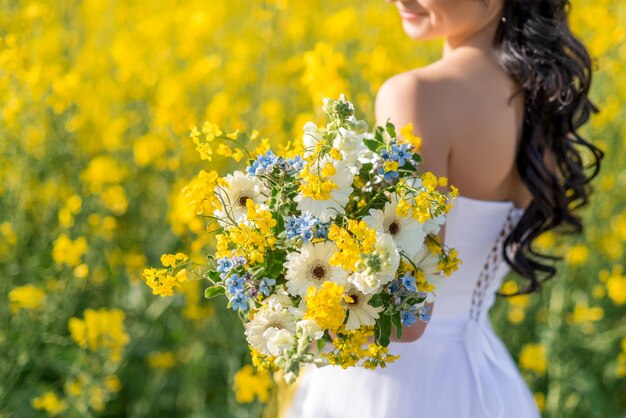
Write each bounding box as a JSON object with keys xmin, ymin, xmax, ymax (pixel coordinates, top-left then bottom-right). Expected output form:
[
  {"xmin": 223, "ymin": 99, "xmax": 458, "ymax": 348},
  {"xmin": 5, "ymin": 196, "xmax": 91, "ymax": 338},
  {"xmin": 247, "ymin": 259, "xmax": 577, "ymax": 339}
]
[{"xmin": 401, "ymin": 22, "xmax": 436, "ymax": 41}]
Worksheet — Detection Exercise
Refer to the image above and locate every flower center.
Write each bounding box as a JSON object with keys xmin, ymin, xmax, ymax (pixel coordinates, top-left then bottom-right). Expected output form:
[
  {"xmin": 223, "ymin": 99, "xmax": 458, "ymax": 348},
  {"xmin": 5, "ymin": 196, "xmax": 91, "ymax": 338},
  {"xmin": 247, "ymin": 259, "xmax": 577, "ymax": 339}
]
[
  {"xmin": 238, "ymin": 194, "xmax": 251, "ymax": 207},
  {"xmin": 267, "ymin": 321, "xmax": 283, "ymax": 330},
  {"xmin": 345, "ymin": 293, "xmax": 359, "ymax": 307},
  {"xmin": 385, "ymin": 218, "xmax": 400, "ymax": 237},
  {"xmin": 309, "ymin": 263, "xmax": 328, "ymax": 280}
]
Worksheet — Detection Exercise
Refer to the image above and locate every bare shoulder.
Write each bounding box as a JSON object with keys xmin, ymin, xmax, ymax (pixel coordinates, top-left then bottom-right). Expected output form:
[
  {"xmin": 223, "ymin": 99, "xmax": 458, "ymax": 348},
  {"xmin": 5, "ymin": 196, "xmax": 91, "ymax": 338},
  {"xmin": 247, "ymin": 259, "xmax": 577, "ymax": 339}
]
[{"xmin": 374, "ymin": 64, "xmax": 471, "ymax": 184}]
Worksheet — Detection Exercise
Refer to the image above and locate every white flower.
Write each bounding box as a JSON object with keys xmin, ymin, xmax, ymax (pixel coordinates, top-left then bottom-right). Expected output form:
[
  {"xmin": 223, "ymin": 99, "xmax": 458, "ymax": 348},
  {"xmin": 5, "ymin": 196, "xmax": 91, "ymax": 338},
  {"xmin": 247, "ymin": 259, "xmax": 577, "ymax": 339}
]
[
  {"xmin": 333, "ymin": 127, "xmax": 369, "ymax": 171},
  {"xmin": 302, "ymin": 122, "xmax": 323, "ymax": 157},
  {"xmin": 214, "ymin": 171, "xmax": 269, "ymax": 224},
  {"xmin": 362, "ymin": 196, "xmax": 426, "ymax": 258},
  {"xmin": 284, "ymin": 241, "xmax": 348, "ymax": 297},
  {"xmin": 294, "ymin": 157, "xmax": 354, "ymax": 223},
  {"xmin": 424, "ymin": 213, "xmax": 446, "ymax": 236},
  {"xmin": 342, "ymin": 285, "xmax": 384, "ymax": 331},
  {"xmin": 412, "ymin": 244, "xmax": 444, "ymax": 303},
  {"xmin": 266, "ymin": 289, "xmax": 295, "ymax": 311},
  {"xmin": 244, "ymin": 303, "xmax": 299, "ymax": 357},
  {"xmin": 264, "ymin": 328, "xmax": 295, "ymax": 357},
  {"xmin": 296, "ymin": 319, "xmax": 324, "ymax": 341},
  {"xmin": 349, "ymin": 233, "xmax": 400, "ymax": 294}
]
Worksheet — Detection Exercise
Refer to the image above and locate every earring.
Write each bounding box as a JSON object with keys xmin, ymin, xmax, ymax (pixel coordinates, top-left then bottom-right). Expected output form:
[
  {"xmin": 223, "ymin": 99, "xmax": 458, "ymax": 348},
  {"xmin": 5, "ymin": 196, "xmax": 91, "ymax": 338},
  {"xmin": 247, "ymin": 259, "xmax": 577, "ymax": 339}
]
[{"xmin": 501, "ymin": 16, "xmax": 506, "ymax": 22}]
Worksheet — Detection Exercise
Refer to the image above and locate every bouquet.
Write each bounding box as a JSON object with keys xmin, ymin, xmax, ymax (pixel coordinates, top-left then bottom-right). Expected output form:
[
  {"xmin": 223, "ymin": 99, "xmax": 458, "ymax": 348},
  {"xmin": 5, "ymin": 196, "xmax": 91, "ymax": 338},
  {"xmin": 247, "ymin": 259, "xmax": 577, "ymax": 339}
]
[{"xmin": 143, "ymin": 94, "xmax": 461, "ymax": 384}]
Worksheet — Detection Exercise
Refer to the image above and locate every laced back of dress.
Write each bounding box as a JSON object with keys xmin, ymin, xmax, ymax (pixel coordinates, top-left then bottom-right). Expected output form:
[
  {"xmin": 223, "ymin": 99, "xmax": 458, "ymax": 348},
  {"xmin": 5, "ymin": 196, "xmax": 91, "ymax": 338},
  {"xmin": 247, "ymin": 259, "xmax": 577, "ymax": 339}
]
[
  {"xmin": 468, "ymin": 205, "xmax": 524, "ymax": 322},
  {"xmin": 435, "ymin": 196, "xmax": 526, "ymax": 322}
]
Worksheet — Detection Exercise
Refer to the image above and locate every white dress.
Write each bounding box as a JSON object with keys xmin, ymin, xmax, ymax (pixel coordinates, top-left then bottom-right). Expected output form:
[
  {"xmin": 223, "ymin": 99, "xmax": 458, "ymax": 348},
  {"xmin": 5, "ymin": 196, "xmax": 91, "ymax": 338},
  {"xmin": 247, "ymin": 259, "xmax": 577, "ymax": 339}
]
[{"xmin": 283, "ymin": 195, "xmax": 542, "ymax": 418}]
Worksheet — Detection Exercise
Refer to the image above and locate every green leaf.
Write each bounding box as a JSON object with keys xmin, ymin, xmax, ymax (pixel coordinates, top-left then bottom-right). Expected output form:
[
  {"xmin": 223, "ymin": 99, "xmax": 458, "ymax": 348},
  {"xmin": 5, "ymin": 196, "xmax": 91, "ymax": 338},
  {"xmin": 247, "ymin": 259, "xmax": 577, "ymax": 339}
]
[
  {"xmin": 411, "ymin": 153, "xmax": 422, "ymax": 163},
  {"xmin": 385, "ymin": 119, "xmax": 397, "ymax": 140},
  {"xmin": 376, "ymin": 314, "xmax": 392, "ymax": 347},
  {"xmin": 374, "ymin": 126, "xmax": 385, "ymax": 143},
  {"xmin": 392, "ymin": 312, "xmax": 403, "ymax": 340},
  {"xmin": 204, "ymin": 286, "xmax": 225, "ymax": 299},
  {"xmin": 263, "ymin": 250, "xmax": 287, "ymax": 282},
  {"xmin": 205, "ymin": 270, "xmax": 221, "ymax": 282},
  {"xmin": 399, "ymin": 161, "xmax": 418, "ymax": 174},
  {"xmin": 369, "ymin": 294, "xmax": 384, "ymax": 308},
  {"xmin": 317, "ymin": 338, "xmax": 326, "ymax": 352},
  {"xmin": 363, "ymin": 137, "xmax": 381, "ymax": 153}
]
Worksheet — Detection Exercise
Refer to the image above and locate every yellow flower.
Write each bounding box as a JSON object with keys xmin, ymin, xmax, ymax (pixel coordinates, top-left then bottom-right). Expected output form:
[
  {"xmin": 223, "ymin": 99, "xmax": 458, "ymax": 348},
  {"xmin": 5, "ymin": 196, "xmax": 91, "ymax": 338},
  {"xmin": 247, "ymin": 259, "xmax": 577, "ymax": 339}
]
[
  {"xmin": 298, "ymin": 164, "xmax": 339, "ymax": 200},
  {"xmin": 519, "ymin": 343, "xmax": 548, "ymax": 375},
  {"xmin": 421, "ymin": 172, "xmax": 438, "ymax": 192},
  {"xmin": 399, "ymin": 123, "xmax": 421, "ymax": 151},
  {"xmin": 32, "ymin": 392, "xmax": 67, "ymax": 416},
  {"xmin": 233, "ymin": 364, "xmax": 272, "ymax": 403},
  {"xmin": 249, "ymin": 345, "xmax": 277, "ymax": 372},
  {"xmin": 73, "ymin": 263, "xmax": 90, "ymax": 279},
  {"xmin": 89, "ymin": 386, "xmax": 106, "ymax": 412},
  {"xmin": 395, "ymin": 198, "xmax": 411, "ymax": 217},
  {"xmin": 507, "ymin": 308, "xmax": 525, "ymax": 324},
  {"xmin": 606, "ymin": 272, "xmax": 626, "ymax": 305},
  {"xmin": 105, "ymin": 375, "xmax": 122, "ymax": 393},
  {"xmin": 64, "ymin": 378, "xmax": 83, "ymax": 398},
  {"xmin": 569, "ymin": 300, "xmax": 604, "ymax": 324},
  {"xmin": 100, "ymin": 185, "xmax": 129, "ymax": 215},
  {"xmin": 329, "ymin": 148, "xmax": 342, "ymax": 160},
  {"xmin": 534, "ymin": 231, "xmax": 557, "ymax": 251},
  {"xmin": 328, "ymin": 220, "xmax": 377, "ymax": 272},
  {"xmin": 8, "ymin": 284, "xmax": 46, "ymax": 313},
  {"xmin": 68, "ymin": 308, "xmax": 130, "ymax": 363},
  {"xmin": 384, "ymin": 160, "xmax": 399, "ymax": 172},
  {"xmin": 321, "ymin": 161, "xmax": 337, "ymax": 177},
  {"xmin": 160, "ymin": 252, "xmax": 188, "ymax": 268},
  {"xmin": 437, "ymin": 248, "xmax": 461, "ymax": 277},
  {"xmin": 143, "ymin": 267, "xmax": 189, "ymax": 297},
  {"xmin": 565, "ymin": 244, "xmax": 589, "ymax": 266},
  {"xmin": 180, "ymin": 169, "xmax": 223, "ymax": 216},
  {"xmin": 323, "ymin": 326, "xmax": 399, "ymax": 369},
  {"xmin": 301, "ymin": 42, "xmax": 348, "ymax": 107},
  {"xmin": 52, "ymin": 233, "xmax": 88, "ymax": 267},
  {"xmin": 305, "ymin": 281, "xmax": 346, "ymax": 331},
  {"xmin": 534, "ymin": 392, "xmax": 546, "ymax": 412},
  {"xmin": 80, "ymin": 156, "xmax": 127, "ymax": 193},
  {"xmin": 190, "ymin": 121, "xmax": 223, "ymax": 161},
  {"xmin": 147, "ymin": 351, "xmax": 177, "ymax": 370}
]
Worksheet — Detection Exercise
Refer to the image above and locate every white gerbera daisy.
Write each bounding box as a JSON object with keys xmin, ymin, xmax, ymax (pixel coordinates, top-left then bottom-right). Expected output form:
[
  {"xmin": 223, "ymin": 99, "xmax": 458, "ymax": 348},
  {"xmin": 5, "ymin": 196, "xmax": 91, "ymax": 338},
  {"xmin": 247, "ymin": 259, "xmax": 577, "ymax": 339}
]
[
  {"xmin": 244, "ymin": 302, "xmax": 299, "ymax": 357},
  {"xmin": 284, "ymin": 241, "xmax": 348, "ymax": 297},
  {"xmin": 214, "ymin": 170, "xmax": 269, "ymax": 224},
  {"xmin": 412, "ymin": 243, "xmax": 444, "ymax": 303},
  {"xmin": 362, "ymin": 196, "xmax": 426, "ymax": 258},
  {"xmin": 294, "ymin": 157, "xmax": 354, "ymax": 223},
  {"xmin": 342, "ymin": 284, "xmax": 384, "ymax": 331},
  {"xmin": 349, "ymin": 232, "xmax": 400, "ymax": 294}
]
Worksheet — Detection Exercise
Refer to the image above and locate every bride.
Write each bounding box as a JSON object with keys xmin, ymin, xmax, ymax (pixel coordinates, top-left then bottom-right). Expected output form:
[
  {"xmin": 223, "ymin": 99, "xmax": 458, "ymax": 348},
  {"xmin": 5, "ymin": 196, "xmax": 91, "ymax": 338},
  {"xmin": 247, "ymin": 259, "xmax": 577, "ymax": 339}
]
[{"xmin": 277, "ymin": 0, "xmax": 604, "ymax": 417}]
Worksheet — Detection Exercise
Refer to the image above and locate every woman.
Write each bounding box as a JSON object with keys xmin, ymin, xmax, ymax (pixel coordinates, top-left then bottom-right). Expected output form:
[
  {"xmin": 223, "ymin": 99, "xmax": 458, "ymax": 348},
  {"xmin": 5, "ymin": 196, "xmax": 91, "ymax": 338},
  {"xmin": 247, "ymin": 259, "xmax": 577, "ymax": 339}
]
[{"xmin": 279, "ymin": 0, "xmax": 604, "ymax": 417}]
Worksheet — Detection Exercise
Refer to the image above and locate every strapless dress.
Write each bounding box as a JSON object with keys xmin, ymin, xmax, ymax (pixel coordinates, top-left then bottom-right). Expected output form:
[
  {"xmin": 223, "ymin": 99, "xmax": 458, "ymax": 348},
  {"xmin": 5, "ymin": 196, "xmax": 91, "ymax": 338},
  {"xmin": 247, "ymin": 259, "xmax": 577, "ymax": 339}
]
[{"xmin": 280, "ymin": 195, "xmax": 542, "ymax": 418}]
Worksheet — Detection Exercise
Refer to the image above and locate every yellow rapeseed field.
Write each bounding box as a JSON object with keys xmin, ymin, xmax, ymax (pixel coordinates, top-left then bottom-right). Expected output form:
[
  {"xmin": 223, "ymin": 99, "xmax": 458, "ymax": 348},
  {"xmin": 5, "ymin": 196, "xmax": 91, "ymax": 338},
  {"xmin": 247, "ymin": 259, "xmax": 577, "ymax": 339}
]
[{"xmin": 1, "ymin": 0, "xmax": 624, "ymax": 416}]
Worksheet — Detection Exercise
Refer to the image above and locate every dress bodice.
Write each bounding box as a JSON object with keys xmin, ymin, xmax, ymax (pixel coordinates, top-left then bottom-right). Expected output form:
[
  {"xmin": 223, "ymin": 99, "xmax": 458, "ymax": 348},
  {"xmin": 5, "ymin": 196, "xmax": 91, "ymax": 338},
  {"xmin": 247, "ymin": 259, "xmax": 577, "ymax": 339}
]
[{"xmin": 434, "ymin": 195, "xmax": 526, "ymax": 322}]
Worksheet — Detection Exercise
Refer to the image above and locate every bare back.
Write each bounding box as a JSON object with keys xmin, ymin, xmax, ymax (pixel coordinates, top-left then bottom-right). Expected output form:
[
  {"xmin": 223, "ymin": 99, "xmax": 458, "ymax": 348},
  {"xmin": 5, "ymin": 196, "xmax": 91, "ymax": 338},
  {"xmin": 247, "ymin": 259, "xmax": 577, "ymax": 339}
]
[{"xmin": 375, "ymin": 47, "xmax": 534, "ymax": 244}]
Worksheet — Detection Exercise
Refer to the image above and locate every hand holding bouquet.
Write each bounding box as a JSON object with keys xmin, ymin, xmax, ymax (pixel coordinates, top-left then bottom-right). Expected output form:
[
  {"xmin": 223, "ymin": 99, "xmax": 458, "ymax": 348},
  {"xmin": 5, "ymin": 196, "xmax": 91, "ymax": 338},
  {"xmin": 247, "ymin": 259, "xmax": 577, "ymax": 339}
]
[{"xmin": 144, "ymin": 95, "xmax": 461, "ymax": 384}]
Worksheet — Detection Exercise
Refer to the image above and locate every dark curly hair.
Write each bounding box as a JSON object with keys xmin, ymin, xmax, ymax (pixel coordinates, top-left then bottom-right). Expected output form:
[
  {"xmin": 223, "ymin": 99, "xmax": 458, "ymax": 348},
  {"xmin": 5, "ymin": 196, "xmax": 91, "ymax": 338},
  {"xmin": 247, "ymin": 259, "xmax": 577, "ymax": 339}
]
[{"xmin": 491, "ymin": 0, "xmax": 606, "ymax": 296}]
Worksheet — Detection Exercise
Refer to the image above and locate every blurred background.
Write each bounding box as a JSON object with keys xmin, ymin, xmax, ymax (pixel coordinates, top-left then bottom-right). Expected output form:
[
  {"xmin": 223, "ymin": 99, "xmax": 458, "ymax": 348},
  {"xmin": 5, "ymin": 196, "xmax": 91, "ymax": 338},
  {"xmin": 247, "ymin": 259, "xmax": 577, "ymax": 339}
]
[{"xmin": 1, "ymin": 0, "xmax": 624, "ymax": 417}]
